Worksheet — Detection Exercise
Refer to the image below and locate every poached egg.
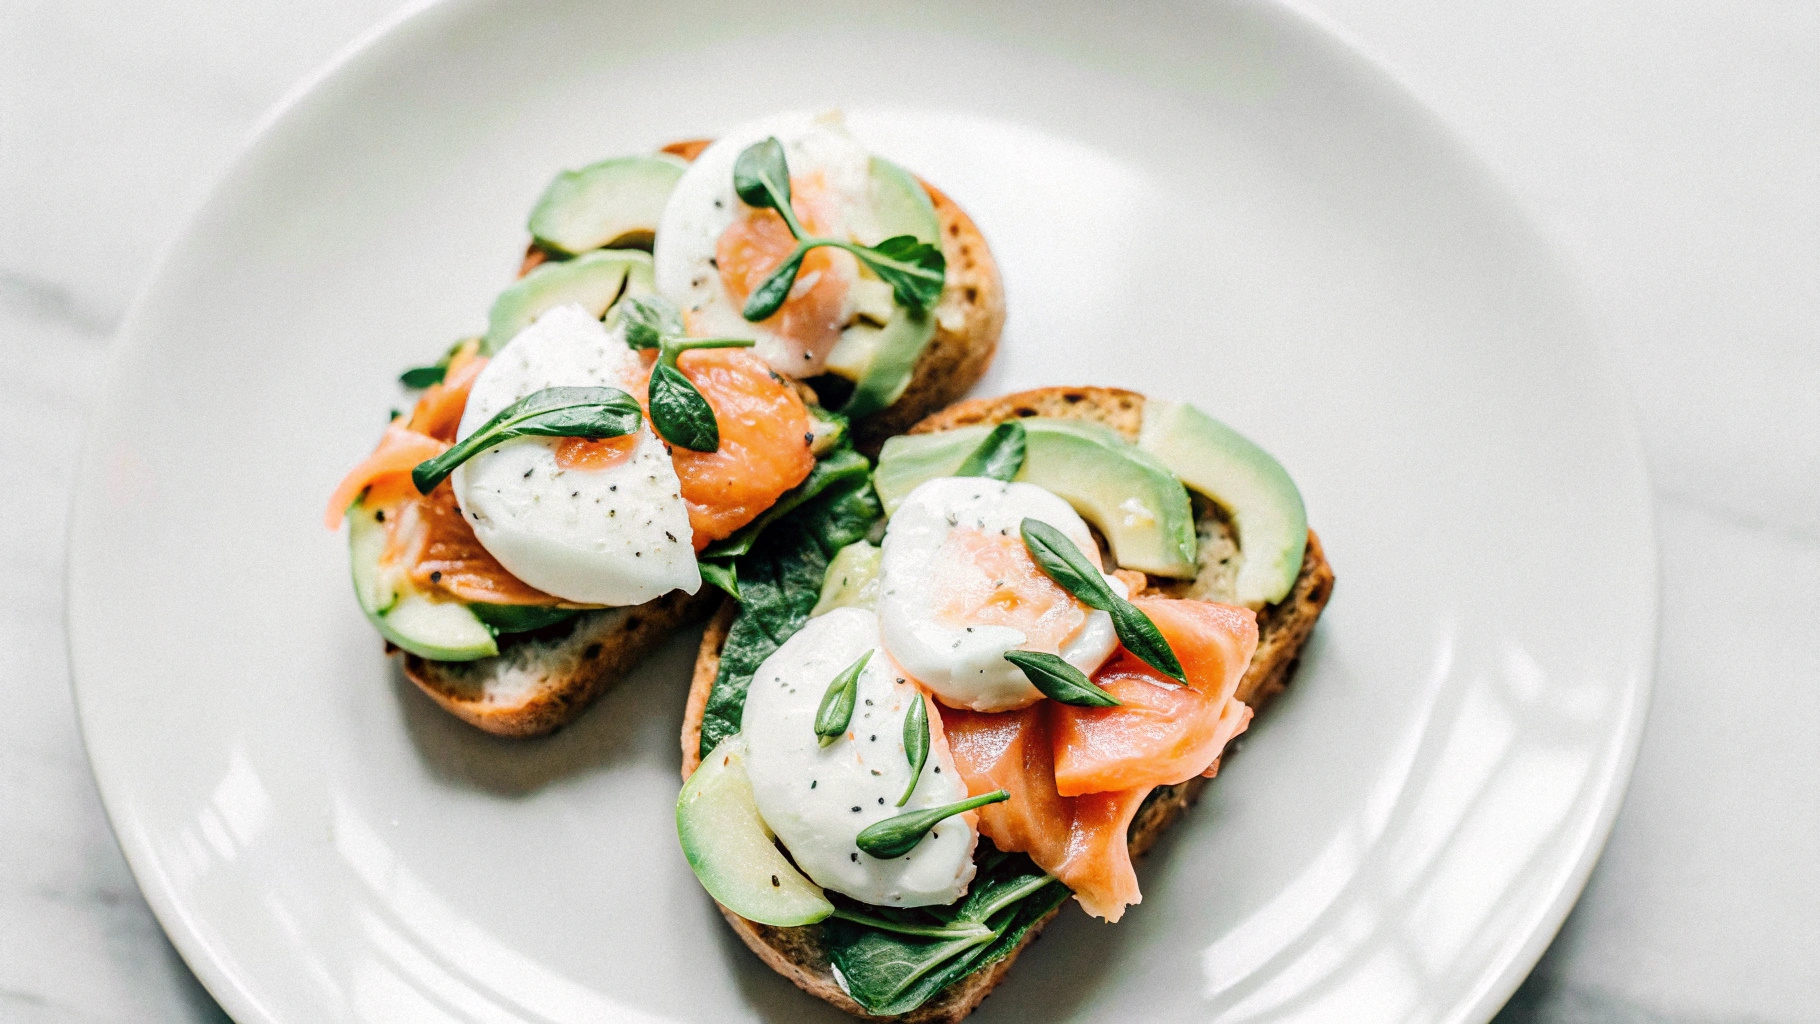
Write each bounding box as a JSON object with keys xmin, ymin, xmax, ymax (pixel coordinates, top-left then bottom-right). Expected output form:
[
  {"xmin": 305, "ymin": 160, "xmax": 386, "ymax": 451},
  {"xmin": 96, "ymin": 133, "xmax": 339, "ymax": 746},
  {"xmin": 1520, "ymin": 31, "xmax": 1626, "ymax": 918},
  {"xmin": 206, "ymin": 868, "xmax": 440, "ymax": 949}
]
[
  {"xmin": 740, "ymin": 606, "xmax": 977, "ymax": 908},
  {"xmin": 877, "ymin": 477, "xmax": 1124, "ymax": 712},
  {"xmin": 451, "ymin": 304, "xmax": 700, "ymax": 606},
  {"xmin": 654, "ymin": 110, "xmax": 895, "ymax": 377}
]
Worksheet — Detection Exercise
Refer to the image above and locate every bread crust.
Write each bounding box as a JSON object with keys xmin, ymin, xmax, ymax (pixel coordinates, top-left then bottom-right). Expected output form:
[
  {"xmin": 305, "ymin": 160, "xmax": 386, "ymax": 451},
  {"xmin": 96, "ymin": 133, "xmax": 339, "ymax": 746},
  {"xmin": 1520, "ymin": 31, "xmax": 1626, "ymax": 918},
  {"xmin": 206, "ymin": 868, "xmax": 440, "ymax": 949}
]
[
  {"xmin": 403, "ymin": 588, "xmax": 715, "ymax": 738},
  {"xmin": 679, "ymin": 386, "xmax": 1333, "ymax": 1022}
]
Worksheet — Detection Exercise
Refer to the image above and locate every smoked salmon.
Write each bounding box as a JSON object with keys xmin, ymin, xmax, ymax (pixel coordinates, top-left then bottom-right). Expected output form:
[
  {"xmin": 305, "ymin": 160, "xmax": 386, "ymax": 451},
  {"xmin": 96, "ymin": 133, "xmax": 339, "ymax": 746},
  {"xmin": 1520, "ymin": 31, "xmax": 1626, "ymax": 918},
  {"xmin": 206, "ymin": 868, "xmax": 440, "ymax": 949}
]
[
  {"xmin": 938, "ymin": 596, "xmax": 1259, "ymax": 922},
  {"xmin": 709, "ymin": 171, "xmax": 859, "ymax": 375},
  {"xmin": 649, "ymin": 347, "xmax": 815, "ymax": 550}
]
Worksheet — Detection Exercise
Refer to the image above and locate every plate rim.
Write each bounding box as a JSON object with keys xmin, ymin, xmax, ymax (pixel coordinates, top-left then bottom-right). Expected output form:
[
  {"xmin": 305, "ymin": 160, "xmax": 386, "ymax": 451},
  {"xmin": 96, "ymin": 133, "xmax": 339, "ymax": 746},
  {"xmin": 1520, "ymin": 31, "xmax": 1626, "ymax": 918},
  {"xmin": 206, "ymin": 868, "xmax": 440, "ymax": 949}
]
[{"xmin": 64, "ymin": 1, "xmax": 1661, "ymax": 1021}]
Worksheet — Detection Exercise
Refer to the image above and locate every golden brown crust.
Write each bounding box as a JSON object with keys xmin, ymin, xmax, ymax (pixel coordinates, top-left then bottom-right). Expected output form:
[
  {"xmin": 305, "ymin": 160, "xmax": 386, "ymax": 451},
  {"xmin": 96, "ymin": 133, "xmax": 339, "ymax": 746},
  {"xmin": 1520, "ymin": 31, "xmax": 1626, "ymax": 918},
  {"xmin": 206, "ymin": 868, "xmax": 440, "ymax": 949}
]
[
  {"xmin": 403, "ymin": 588, "xmax": 714, "ymax": 738},
  {"xmin": 680, "ymin": 386, "xmax": 1334, "ymax": 1021}
]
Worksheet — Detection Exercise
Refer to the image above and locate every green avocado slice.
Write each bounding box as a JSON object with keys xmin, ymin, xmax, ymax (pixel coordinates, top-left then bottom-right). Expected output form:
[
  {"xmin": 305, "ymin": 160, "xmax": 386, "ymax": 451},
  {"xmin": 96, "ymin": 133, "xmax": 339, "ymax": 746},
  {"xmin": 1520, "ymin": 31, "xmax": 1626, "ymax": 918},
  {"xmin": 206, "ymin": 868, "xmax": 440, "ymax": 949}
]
[
  {"xmin": 347, "ymin": 500, "xmax": 498, "ymax": 661},
  {"xmin": 528, "ymin": 154, "xmax": 688, "ymax": 256},
  {"xmin": 1137, "ymin": 401, "xmax": 1307, "ymax": 607},
  {"xmin": 874, "ymin": 418, "xmax": 1199, "ymax": 578},
  {"xmin": 483, "ymin": 249, "xmax": 655, "ymax": 354},
  {"xmin": 824, "ymin": 157, "xmax": 942, "ymax": 419},
  {"xmin": 677, "ymin": 735, "xmax": 834, "ymax": 927}
]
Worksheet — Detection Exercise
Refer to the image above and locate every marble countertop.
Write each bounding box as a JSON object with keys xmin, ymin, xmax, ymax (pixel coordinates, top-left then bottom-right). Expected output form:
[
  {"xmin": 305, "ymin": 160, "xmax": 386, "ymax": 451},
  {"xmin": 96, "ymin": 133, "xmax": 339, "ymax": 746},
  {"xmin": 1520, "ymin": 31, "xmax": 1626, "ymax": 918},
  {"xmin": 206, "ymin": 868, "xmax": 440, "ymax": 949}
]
[{"xmin": 2, "ymin": 2, "xmax": 1813, "ymax": 1021}]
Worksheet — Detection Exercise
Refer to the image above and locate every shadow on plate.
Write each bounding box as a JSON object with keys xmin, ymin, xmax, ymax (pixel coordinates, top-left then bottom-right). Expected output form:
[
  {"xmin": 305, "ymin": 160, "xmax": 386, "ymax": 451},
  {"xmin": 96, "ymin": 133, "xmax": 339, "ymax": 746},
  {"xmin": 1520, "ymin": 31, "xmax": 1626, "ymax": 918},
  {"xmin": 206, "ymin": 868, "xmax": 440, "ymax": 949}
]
[{"xmin": 388, "ymin": 621, "xmax": 708, "ymax": 798}]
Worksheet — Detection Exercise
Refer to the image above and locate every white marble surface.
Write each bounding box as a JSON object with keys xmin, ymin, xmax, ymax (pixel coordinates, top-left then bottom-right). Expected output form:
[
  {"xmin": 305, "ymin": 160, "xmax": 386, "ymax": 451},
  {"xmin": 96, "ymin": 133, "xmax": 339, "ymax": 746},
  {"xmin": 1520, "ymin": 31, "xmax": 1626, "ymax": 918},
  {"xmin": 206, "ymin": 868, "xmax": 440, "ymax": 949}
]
[{"xmin": 1, "ymin": 1, "xmax": 1813, "ymax": 1021}]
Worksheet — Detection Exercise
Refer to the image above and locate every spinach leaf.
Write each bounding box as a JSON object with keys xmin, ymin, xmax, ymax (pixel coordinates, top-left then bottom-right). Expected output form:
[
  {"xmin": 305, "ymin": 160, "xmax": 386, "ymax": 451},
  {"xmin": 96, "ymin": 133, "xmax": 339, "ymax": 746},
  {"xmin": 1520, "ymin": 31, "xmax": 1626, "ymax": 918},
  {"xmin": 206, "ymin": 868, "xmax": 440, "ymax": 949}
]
[
  {"xmin": 696, "ymin": 478, "xmax": 882, "ymax": 760},
  {"xmin": 824, "ymin": 850, "xmax": 1070, "ymax": 1016},
  {"xmin": 699, "ymin": 447, "xmax": 870, "ymax": 561}
]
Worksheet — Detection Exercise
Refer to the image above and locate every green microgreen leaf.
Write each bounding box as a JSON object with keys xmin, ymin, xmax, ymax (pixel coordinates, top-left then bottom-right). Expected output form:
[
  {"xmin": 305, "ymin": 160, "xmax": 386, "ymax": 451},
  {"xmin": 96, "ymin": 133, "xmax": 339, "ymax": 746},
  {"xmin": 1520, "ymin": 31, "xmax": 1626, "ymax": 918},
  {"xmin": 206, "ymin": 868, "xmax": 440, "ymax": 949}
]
[
  {"xmin": 618, "ymin": 293, "xmax": 683, "ymax": 351},
  {"xmin": 855, "ymin": 790, "xmax": 1009, "ymax": 859},
  {"xmin": 740, "ymin": 244, "xmax": 808, "ymax": 321},
  {"xmin": 648, "ymin": 361, "xmax": 718, "ymax": 452},
  {"xmin": 854, "ymin": 234, "xmax": 946, "ymax": 314},
  {"xmin": 954, "ymin": 421, "xmax": 1027, "ymax": 482},
  {"xmin": 733, "ymin": 137, "xmax": 793, "ymax": 216},
  {"xmin": 730, "ymin": 139, "xmax": 945, "ymax": 323},
  {"xmin": 399, "ymin": 365, "xmax": 446, "ymax": 388},
  {"xmin": 410, "ymin": 386, "xmax": 642, "ymax": 493},
  {"xmin": 814, "ymin": 650, "xmax": 872, "ymax": 747},
  {"xmin": 645, "ymin": 337, "xmax": 757, "ymax": 452},
  {"xmin": 1018, "ymin": 518, "xmax": 1185, "ymax": 682},
  {"xmin": 897, "ymin": 693, "xmax": 930, "ymax": 806},
  {"xmin": 1002, "ymin": 650, "xmax": 1121, "ymax": 707}
]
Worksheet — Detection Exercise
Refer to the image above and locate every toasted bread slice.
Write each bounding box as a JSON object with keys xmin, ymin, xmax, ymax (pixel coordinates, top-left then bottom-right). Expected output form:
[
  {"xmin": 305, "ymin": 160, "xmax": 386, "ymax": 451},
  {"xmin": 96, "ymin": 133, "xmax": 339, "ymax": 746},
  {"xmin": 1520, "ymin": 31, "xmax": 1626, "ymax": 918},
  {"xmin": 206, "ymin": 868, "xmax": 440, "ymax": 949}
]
[
  {"xmin": 680, "ymin": 386, "xmax": 1333, "ymax": 1022},
  {"xmin": 398, "ymin": 141, "xmax": 1001, "ymax": 738},
  {"xmin": 403, "ymin": 589, "xmax": 715, "ymax": 738}
]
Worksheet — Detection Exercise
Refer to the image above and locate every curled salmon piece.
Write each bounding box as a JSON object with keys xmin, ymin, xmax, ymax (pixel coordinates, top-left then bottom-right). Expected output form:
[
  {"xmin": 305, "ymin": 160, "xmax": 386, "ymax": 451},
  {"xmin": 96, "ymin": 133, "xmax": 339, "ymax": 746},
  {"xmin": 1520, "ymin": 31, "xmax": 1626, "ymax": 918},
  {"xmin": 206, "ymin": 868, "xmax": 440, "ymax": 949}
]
[
  {"xmin": 711, "ymin": 171, "xmax": 858, "ymax": 375},
  {"xmin": 938, "ymin": 597, "xmax": 1261, "ymax": 922},
  {"xmin": 406, "ymin": 345, "xmax": 487, "ymax": 443},
  {"xmin": 1051, "ymin": 598, "xmax": 1258, "ymax": 797},
  {"xmin": 644, "ymin": 348, "xmax": 815, "ymax": 550},
  {"xmin": 940, "ymin": 703, "xmax": 1151, "ymax": 922},
  {"xmin": 383, "ymin": 482, "xmax": 561, "ymax": 606},
  {"xmin": 323, "ymin": 421, "xmax": 448, "ymax": 530}
]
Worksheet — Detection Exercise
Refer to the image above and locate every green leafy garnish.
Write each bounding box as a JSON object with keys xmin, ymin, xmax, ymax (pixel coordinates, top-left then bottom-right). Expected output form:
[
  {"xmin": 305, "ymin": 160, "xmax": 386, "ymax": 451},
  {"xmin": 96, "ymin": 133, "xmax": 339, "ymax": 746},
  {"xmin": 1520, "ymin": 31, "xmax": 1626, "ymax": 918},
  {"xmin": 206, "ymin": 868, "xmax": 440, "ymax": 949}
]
[
  {"xmin": 1003, "ymin": 649, "xmax": 1122, "ymax": 707},
  {"xmin": 855, "ymin": 790, "xmax": 1008, "ymax": 859},
  {"xmin": 399, "ymin": 365, "xmax": 446, "ymax": 388},
  {"xmin": 815, "ymin": 650, "xmax": 872, "ymax": 747},
  {"xmin": 699, "ymin": 447, "xmax": 870, "ymax": 561},
  {"xmin": 613, "ymin": 296, "xmax": 755, "ymax": 452},
  {"xmin": 697, "ymin": 476, "xmax": 882, "ymax": 761},
  {"xmin": 732, "ymin": 137, "xmax": 945, "ymax": 320},
  {"xmin": 897, "ymin": 693, "xmax": 929, "ymax": 806},
  {"xmin": 1019, "ymin": 517, "xmax": 1185, "ymax": 682},
  {"xmin": 697, "ymin": 559, "xmax": 739, "ymax": 598},
  {"xmin": 823, "ymin": 850, "xmax": 1068, "ymax": 1015},
  {"xmin": 953, "ymin": 420, "xmax": 1026, "ymax": 482},
  {"xmin": 410, "ymin": 386, "xmax": 642, "ymax": 494}
]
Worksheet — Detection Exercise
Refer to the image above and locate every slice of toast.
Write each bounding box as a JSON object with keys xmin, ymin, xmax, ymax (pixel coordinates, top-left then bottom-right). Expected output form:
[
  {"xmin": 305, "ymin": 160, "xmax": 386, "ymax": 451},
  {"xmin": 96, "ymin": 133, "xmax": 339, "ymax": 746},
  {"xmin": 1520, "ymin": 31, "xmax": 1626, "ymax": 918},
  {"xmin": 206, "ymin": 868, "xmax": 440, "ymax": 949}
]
[
  {"xmin": 400, "ymin": 141, "xmax": 1003, "ymax": 738},
  {"xmin": 679, "ymin": 386, "xmax": 1334, "ymax": 1022}
]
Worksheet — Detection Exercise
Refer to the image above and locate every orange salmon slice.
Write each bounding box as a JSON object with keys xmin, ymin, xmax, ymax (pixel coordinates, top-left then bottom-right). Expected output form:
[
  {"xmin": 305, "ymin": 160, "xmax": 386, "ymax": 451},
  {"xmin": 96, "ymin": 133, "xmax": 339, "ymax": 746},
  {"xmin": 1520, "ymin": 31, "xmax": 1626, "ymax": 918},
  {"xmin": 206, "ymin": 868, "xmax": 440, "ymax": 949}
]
[
  {"xmin": 1051, "ymin": 597, "xmax": 1258, "ymax": 796},
  {"xmin": 938, "ymin": 596, "xmax": 1261, "ymax": 922}
]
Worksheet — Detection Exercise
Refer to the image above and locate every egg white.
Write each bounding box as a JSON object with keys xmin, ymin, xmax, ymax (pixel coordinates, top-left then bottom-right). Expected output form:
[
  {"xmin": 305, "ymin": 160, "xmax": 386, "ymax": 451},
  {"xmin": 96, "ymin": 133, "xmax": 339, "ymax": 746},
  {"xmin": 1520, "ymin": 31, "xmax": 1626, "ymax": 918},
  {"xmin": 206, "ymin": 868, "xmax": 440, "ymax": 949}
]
[
  {"xmin": 450, "ymin": 304, "xmax": 700, "ymax": 606},
  {"xmin": 741, "ymin": 606, "xmax": 977, "ymax": 908},
  {"xmin": 653, "ymin": 110, "xmax": 889, "ymax": 377},
  {"xmin": 877, "ymin": 477, "xmax": 1124, "ymax": 712}
]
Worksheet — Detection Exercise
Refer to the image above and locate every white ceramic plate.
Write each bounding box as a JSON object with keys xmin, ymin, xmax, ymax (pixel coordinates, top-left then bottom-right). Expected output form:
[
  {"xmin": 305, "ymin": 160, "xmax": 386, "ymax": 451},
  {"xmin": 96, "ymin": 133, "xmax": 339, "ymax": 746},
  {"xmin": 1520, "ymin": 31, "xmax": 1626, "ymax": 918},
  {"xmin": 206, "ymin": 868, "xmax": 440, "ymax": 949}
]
[{"xmin": 68, "ymin": 1, "xmax": 1657, "ymax": 1021}]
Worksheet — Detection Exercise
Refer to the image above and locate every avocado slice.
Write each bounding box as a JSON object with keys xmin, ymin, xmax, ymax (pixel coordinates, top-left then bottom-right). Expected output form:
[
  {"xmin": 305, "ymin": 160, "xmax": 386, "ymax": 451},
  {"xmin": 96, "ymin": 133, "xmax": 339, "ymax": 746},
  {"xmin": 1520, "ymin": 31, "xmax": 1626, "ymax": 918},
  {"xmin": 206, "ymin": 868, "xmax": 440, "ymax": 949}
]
[
  {"xmin": 824, "ymin": 157, "xmax": 942, "ymax": 419},
  {"xmin": 677, "ymin": 735, "xmax": 835, "ymax": 927},
  {"xmin": 483, "ymin": 249, "xmax": 655, "ymax": 354},
  {"xmin": 1138, "ymin": 401, "xmax": 1307, "ymax": 607},
  {"xmin": 348, "ymin": 500, "xmax": 498, "ymax": 661},
  {"xmin": 874, "ymin": 419, "xmax": 1199, "ymax": 578},
  {"xmin": 529, "ymin": 154, "xmax": 688, "ymax": 256},
  {"xmin": 811, "ymin": 541, "xmax": 882, "ymax": 616}
]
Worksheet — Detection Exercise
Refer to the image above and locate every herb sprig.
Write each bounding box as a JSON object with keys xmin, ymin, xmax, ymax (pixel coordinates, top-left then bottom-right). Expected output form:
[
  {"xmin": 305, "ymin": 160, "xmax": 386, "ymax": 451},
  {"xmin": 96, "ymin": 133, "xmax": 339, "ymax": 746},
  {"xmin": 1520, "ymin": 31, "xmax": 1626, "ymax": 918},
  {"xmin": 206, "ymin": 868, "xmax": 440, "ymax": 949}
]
[
  {"xmin": 1019, "ymin": 518, "xmax": 1185, "ymax": 682},
  {"xmin": 897, "ymin": 693, "xmax": 930, "ymax": 806},
  {"xmin": 954, "ymin": 421, "xmax": 1026, "ymax": 482},
  {"xmin": 855, "ymin": 790, "xmax": 1009, "ymax": 859},
  {"xmin": 618, "ymin": 295, "xmax": 756, "ymax": 452},
  {"xmin": 733, "ymin": 138, "xmax": 945, "ymax": 321},
  {"xmin": 814, "ymin": 650, "xmax": 872, "ymax": 747},
  {"xmin": 1003, "ymin": 650, "xmax": 1122, "ymax": 707},
  {"xmin": 410, "ymin": 386, "xmax": 642, "ymax": 493}
]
